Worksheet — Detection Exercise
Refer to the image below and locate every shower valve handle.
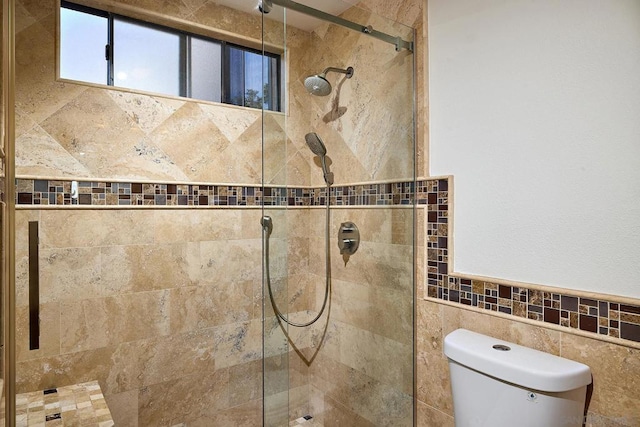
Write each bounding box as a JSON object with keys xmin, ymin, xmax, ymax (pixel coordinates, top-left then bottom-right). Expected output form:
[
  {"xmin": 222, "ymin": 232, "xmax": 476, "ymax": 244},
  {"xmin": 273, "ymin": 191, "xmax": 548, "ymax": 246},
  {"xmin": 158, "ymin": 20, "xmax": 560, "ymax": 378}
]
[{"xmin": 338, "ymin": 222, "xmax": 359, "ymax": 255}]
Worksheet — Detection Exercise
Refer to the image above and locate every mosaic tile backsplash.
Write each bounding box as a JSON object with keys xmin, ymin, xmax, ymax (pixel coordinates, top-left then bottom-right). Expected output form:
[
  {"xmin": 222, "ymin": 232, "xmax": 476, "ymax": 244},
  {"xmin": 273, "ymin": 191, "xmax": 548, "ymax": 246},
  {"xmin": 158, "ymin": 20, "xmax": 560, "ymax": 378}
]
[{"xmin": 15, "ymin": 177, "xmax": 640, "ymax": 345}]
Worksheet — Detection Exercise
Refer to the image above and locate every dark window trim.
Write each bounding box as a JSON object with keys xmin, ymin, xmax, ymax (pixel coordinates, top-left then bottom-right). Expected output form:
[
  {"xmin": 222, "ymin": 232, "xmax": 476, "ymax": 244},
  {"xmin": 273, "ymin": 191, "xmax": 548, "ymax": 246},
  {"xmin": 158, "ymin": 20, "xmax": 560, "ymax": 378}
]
[{"xmin": 60, "ymin": 1, "xmax": 282, "ymax": 111}]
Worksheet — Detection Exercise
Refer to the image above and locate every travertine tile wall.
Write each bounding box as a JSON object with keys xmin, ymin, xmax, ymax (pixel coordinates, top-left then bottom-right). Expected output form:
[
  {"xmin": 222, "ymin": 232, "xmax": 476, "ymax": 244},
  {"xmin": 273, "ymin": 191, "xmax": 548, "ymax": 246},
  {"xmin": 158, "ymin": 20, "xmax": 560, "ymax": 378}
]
[
  {"xmin": 13, "ymin": 0, "xmax": 282, "ymax": 425},
  {"xmin": 14, "ymin": 208, "xmax": 265, "ymax": 426},
  {"xmin": 306, "ymin": 208, "xmax": 414, "ymax": 426},
  {"xmin": 15, "ymin": 0, "xmax": 286, "ymax": 184},
  {"xmin": 282, "ymin": 1, "xmax": 421, "ymax": 424},
  {"xmin": 285, "ymin": 4, "xmax": 418, "ymax": 187},
  {"xmin": 14, "ymin": 1, "xmax": 421, "ymax": 427}
]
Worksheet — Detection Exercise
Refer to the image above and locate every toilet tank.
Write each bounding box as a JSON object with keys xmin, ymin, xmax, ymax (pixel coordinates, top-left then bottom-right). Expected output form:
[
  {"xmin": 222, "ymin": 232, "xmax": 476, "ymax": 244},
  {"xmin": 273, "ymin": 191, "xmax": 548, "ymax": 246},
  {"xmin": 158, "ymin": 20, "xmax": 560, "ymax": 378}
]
[{"xmin": 444, "ymin": 329, "xmax": 591, "ymax": 427}]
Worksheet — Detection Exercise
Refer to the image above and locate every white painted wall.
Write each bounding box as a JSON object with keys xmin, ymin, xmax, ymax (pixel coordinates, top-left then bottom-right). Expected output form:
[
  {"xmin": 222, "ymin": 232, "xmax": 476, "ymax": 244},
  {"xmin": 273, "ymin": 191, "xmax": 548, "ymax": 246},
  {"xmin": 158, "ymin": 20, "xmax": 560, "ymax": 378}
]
[{"xmin": 428, "ymin": 0, "xmax": 640, "ymax": 298}]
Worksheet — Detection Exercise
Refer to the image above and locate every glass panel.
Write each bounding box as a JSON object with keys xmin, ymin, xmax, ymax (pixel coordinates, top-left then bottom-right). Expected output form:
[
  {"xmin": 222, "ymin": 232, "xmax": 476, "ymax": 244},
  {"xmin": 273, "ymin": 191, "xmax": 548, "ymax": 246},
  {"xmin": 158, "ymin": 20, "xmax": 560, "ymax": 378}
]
[
  {"xmin": 261, "ymin": 9, "xmax": 289, "ymax": 427},
  {"xmin": 263, "ymin": 2, "xmax": 415, "ymax": 426},
  {"xmin": 113, "ymin": 17, "xmax": 181, "ymax": 96},
  {"xmin": 190, "ymin": 37, "xmax": 222, "ymax": 103},
  {"xmin": 60, "ymin": 7, "xmax": 108, "ymax": 85}
]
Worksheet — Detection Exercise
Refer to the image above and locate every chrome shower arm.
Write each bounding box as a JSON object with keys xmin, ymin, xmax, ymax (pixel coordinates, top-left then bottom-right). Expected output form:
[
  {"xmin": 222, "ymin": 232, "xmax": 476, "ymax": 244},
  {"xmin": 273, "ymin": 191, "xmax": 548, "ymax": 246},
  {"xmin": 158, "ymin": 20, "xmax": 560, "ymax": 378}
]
[{"xmin": 321, "ymin": 67, "xmax": 354, "ymax": 79}]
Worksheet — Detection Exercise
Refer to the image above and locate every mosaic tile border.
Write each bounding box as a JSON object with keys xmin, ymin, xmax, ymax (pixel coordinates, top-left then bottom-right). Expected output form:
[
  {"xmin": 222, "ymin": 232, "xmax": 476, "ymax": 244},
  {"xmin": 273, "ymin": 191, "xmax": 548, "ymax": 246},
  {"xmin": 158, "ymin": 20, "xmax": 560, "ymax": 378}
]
[
  {"xmin": 15, "ymin": 179, "xmax": 416, "ymax": 207},
  {"xmin": 424, "ymin": 178, "xmax": 640, "ymax": 345},
  {"xmin": 14, "ymin": 177, "xmax": 640, "ymax": 345}
]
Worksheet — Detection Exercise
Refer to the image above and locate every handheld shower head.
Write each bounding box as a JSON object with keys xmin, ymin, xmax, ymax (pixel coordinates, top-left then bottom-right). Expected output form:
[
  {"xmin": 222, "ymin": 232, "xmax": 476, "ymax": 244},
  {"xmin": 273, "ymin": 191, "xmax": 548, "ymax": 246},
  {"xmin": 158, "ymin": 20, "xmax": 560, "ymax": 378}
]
[
  {"xmin": 305, "ymin": 132, "xmax": 333, "ymax": 186},
  {"xmin": 305, "ymin": 132, "xmax": 327, "ymax": 157},
  {"xmin": 304, "ymin": 66, "xmax": 354, "ymax": 96}
]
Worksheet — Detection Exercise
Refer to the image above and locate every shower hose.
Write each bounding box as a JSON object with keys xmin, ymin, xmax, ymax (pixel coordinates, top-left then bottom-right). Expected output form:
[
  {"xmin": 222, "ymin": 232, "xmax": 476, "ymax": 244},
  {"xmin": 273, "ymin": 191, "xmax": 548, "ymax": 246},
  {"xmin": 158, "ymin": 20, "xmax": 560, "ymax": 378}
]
[{"xmin": 261, "ymin": 185, "xmax": 331, "ymax": 327}]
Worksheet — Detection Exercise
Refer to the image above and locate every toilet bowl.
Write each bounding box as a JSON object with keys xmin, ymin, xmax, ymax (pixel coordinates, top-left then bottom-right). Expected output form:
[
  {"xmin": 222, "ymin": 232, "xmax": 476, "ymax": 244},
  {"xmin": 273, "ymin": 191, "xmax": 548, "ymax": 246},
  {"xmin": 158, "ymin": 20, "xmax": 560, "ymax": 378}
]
[{"xmin": 444, "ymin": 329, "xmax": 592, "ymax": 427}]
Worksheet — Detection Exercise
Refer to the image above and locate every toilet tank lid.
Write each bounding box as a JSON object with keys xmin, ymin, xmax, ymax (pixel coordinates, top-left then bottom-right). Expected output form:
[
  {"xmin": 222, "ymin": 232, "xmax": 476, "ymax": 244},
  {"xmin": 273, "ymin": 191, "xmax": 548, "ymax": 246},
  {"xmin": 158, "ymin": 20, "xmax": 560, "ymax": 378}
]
[{"xmin": 444, "ymin": 329, "xmax": 591, "ymax": 392}]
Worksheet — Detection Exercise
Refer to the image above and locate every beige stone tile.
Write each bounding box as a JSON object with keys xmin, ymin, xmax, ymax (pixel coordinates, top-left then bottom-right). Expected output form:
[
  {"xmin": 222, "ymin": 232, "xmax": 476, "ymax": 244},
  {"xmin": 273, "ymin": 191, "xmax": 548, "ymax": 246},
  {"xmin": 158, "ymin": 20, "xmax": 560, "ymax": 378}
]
[
  {"xmin": 585, "ymin": 412, "xmax": 638, "ymax": 427},
  {"xmin": 309, "ymin": 237, "xmax": 413, "ymax": 295},
  {"xmin": 16, "ymin": 124, "xmax": 92, "ymax": 178},
  {"xmin": 262, "ymin": 113, "xmax": 289, "ymax": 185},
  {"xmin": 59, "ymin": 290, "xmax": 171, "ymax": 353},
  {"xmin": 200, "ymin": 102, "xmax": 262, "ymax": 145},
  {"xmin": 15, "ymin": 303, "xmax": 61, "ymax": 362},
  {"xmin": 203, "ymin": 399, "xmax": 262, "ymax": 427},
  {"xmin": 263, "ymin": 353, "xmax": 289, "ymax": 397},
  {"xmin": 312, "ymin": 355, "xmax": 411, "ymax": 426},
  {"xmin": 149, "ymin": 103, "xmax": 233, "ymax": 182},
  {"xmin": 228, "ymin": 359, "xmax": 262, "ymax": 408},
  {"xmin": 333, "ymin": 320, "xmax": 412, "ymax": 394},
  {"xmin": 40, "ymin": 88, "xmax": 152, "ymax": 176},
  {"xmin": 330, "ymin": 209, "xmax": 394, "ymax": 244},
  {"xmin": 112, "ymin": 0, "xmax": 194, "ymax": 20},
  {"xmin": 211, "ymin": 320, "xmax": 262, "ymax": 369},
  {"xmin": 416, "ymin": 301, "xmax": 446, "ymax": 417},
  {"xmin": 109, "ymin": 136, "xmax": 191, "ymax": 181},
  {"xmin": 100, "ymin": 243, "xmax": 199, "ymax": 295},
  {"xmin": 330, "ymin": 278, "xmax": 412, "ymax": 345},
  {"xmin": 128, "ymin": 330, "xmax": 219, "ymax": 390},
  {"xmin": 38, "ymin": 246, "xmax": 102, "ymax": 303},
  {"xmin": 355, "ymin": 0, "xmax": 423, "ymax": 28},
  {"xmin": 169, "ymin": 281, "xmax": 253, "ymax": 333},
  {"xmin": 152, "ymin": 210, "xmax": 245, "ymax": 244},
  {"xmin": 15, "ymin": 13, "xmax": 87, "ymax": 125},
  {"xmin": 288, "ymin": 384, "xmax": 311, "ymax": 422},
  {"xmin": 138, "ymin": 368, "xmax": 229, "ymax": 426},
  {"xmin": 39, "ymin": 210, "xmax": 155, "ymax": 248},
  {"xmin": 104, "ymin": 390, "xmax": 138, "ymax": 427},
  {"xmin": 198, "ymin": 239, "xmax": 262, "ymax": 286},
  {"xmin": 416, "ymin": 401, "xmax": 454, "ymax": 427},
  {"xmin": 14, "ymin": 0, "xmax": 45, "ymax": 35},
  {"xmin": 189, "ymin": 2, "xmax": 262, "ymax": 43},
  {"xmin": 106, "ymin": 91, "xmax": 185, "ymax": 135},
  {"xmin": 560, "ymin": 333, "xmax": 640, "ymax": 425}
]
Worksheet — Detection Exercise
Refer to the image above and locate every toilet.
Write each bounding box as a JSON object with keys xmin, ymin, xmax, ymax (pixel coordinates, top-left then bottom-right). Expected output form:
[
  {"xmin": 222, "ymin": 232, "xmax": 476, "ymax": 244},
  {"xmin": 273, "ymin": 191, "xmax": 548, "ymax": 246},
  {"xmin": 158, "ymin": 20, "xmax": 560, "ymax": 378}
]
[{"xmin": 444, "ymin": 329, "xmax": 592, "ymax": 427}]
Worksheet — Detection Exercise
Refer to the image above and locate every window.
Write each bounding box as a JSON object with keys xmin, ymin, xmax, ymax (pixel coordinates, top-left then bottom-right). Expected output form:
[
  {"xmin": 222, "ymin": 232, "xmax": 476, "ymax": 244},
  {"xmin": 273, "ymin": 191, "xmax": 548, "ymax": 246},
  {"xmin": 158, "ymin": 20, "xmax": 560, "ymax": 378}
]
[{"xmin": 59, "ymin": 1, "xmax": 281, "ymax": 111}]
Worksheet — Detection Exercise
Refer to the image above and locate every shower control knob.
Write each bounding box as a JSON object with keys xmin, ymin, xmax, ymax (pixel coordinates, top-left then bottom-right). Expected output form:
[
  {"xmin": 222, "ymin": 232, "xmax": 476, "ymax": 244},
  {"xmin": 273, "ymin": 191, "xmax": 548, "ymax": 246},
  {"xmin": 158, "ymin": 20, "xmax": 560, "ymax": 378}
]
[{"xmin": 338, "ymin": 222, "xmax": 359, "ymax": 255}]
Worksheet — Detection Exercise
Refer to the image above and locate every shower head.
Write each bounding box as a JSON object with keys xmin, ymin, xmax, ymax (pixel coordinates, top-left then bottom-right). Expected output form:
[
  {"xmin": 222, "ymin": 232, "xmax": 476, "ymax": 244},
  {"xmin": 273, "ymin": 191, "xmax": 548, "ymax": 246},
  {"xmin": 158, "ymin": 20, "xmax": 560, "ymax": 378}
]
[
  {"xmin": 304, "ymin": 66, "xmax": 354, "ymax": 96},
  {"xmin": 305, "ymin": 132, "xmax": 333, "ymax": 186},
  {"xmin": 304, "ymin": 75, "xmax": 332, "ymax": 97},
  {"xmin": 305, "ymin": 132, "xmax": 327, "ymax": 157}
]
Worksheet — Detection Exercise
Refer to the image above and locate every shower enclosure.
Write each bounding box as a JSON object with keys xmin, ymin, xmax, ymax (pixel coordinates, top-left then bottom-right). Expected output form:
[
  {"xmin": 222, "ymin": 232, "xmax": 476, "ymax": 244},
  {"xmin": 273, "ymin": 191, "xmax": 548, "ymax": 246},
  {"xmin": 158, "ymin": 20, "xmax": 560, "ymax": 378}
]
[{"xmin": 2, "ymin": 0, "xmax": 415, "ymax": 425}]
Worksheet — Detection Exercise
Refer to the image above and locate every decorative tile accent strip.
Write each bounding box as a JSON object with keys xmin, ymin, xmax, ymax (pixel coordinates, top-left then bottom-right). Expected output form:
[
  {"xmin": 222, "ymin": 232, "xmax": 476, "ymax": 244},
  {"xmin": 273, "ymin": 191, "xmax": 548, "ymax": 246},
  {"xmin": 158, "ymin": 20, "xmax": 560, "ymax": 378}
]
[
  {"xmin": 8, "ymin": 380, "xmax": 114, "ymax": 427},
  {"xmin": 14, "ymin": 177, "xmax": 640, "ymax": 344},
  {"xmin": 424, "ymin": 178, "xmax": 640, "ymax": 345},
  {"xmin": 16, "ymin": 179, "xmax": 286, "ymax": 207},
  {"xmin": 15, "ymin": 179, "xmax": 416, "ymax": 207}
]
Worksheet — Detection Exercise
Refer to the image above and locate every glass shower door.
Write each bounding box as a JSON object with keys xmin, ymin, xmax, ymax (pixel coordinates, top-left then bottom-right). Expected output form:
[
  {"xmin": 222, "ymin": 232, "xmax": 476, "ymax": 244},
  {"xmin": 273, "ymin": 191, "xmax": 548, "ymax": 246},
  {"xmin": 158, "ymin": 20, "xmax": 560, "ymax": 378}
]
[{"xmin": 261, "ymin": 1, "xmax": 416, "ymax": 425}]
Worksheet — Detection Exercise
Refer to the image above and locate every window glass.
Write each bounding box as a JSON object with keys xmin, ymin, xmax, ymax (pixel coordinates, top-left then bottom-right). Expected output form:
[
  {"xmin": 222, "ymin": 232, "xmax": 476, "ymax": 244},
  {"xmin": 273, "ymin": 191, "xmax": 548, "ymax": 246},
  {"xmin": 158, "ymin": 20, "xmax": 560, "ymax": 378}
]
[
  {"xmin": 113, "ymin": 18, "xmax": 182, "ymax": 96},
  {"xmin": 190, "ymin": 37, "xmax": 222, "ymax": 103},
  {"xmin": 227, "ymin": 47, "xmax": 245, "ymax": 108},
  {"xmin": 227, "ymin": 46, "xmax": 279, "ymax": 111},
  {"xmin": 60, "ymin": 7, "xmax": 108, "ymax": 85},
  {"xmin": 264, "ymin": 55, "xmax": 279, "ymax": 111},
  {"xmin": 59, "ymin": 2, "xmax": 281, "ymax": 111}
]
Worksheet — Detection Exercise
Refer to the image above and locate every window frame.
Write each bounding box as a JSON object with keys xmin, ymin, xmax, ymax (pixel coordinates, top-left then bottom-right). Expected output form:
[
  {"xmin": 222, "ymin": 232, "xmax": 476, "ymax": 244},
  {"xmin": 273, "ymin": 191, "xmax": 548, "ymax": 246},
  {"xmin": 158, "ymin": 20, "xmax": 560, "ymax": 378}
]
[{"xmin": 59, "ymin": 0, "xmax": 282, "ymax": 111}]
